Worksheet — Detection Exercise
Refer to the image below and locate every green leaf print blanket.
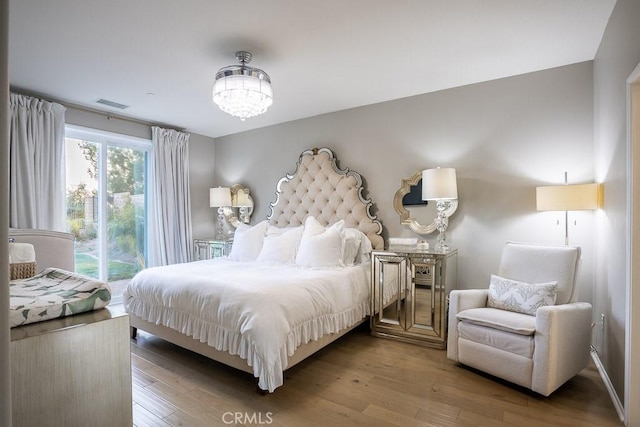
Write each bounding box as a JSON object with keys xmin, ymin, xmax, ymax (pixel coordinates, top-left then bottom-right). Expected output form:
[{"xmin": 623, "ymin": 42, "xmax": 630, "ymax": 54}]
[{"xmin": 10, "ymin": 268, "xmax": 111, "ymax": 327}]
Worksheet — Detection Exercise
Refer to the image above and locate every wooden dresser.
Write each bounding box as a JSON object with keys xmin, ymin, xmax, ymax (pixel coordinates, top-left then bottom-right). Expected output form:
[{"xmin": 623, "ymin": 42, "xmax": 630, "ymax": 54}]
[{"xmin": 11, "ymin": 307, "xmax": 132, "ymax": 426}]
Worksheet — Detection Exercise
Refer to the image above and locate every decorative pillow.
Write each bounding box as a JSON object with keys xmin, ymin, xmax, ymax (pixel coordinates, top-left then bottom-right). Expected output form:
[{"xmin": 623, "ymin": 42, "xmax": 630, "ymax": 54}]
[
  {"xmin": 295, "ymin": 216, "xmax": 344, "ymax": 268},
  {"xmin": 265, "ymin": 225, "xmax": 297, "ymax": 236},
  {"xmin": 256, "ymin": 226, "xmax": 303, "ymax": 264},
  {"xmin": 355, "ymin": 229, "xmax": 373, "ymax": 264},
  {"xmin": 487, "ymin": 274, "xmax": 558, "ymax": 316},
  {"xmin": 300, "ymin": 215, "xmax": 329, "ymax": 235},
  {"xmin": 228, "ymin": 220, "xmax": 268, "ymax": 262},
  {"xmin": 9, "ymin": 242, "xmax": 36, "ymax": 264},
  {"xmin": 342, "ymin": 227, "xmax": 374, "ymax": 265},
  {"xmin": 342, "ymin": 228, "xmax": 363, "ymax": 266}
]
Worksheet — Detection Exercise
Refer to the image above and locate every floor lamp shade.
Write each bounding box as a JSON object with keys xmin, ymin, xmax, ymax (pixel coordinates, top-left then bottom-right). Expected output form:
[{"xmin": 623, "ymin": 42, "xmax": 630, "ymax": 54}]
[{"xmin": 536, "ymin": 183, "xmax": 602, "ymax": 211}]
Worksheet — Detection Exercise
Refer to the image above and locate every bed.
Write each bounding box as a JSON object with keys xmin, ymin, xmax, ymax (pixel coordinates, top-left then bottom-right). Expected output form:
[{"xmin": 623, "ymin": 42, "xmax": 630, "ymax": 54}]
[{"xmin": 124, "ymin": 147, "xmax": 384, "ymax": 392}]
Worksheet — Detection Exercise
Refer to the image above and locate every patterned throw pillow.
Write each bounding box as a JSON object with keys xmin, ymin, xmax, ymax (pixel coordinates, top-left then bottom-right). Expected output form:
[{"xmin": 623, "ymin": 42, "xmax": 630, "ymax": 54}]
[{"xmin": 487, "ymin": 274, "xmax": 558, "ymax": 316}]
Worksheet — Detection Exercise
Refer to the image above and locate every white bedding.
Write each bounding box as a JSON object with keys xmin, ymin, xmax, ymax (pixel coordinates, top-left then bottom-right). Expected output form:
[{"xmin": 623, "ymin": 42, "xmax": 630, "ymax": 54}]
[{"xmin": 123, "ymin": 258, "xmax": 370, "ymax": 391}]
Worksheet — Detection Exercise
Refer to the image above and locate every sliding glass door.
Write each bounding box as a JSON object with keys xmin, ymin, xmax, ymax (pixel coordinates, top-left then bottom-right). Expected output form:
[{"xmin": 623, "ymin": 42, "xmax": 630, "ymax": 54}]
[{"xmin": 65, "ymin": 126, "xmax": 151, "ymax": 301}]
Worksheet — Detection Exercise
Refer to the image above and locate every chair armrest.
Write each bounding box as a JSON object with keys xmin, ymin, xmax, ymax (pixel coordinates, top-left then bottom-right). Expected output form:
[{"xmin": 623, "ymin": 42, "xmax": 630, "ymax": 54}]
[
  {"xmin": 449, "ymin": 289, "xmax": 488, "ymax": 312},
  {"xmin": 447, "ymin": 289, "xmax": 489, "ymax": 361},
  {"xmin": 532, "ymin": 302, "xmax": 593, "ymax": 396}
]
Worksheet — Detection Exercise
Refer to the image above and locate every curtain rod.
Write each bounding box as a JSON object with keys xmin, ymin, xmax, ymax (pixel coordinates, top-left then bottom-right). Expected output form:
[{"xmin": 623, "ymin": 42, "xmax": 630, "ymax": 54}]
[{"xmin": 10, "ymin": 86, "xmax": 185, "ymax": 133}]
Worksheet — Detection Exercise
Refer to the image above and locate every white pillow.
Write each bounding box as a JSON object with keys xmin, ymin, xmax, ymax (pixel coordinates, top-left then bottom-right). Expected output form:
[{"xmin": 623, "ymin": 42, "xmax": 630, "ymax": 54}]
[
  {"xmin": 342, "ymin": 228, "xmax": 362, "ymax": 266},
  {"xmin": 295, "ymin": 217, "xmax": 344, "ymax": 268},
  {"xmin": 256, "ymin": 226, "xmax": 303, "ymax": 264},
  {"xmin": 228, "ymin": 220, "xmax": 268, "ymax": 262},
  {"xmin": 265, "ymin": 225, "xmax": 297, "ymax": 236},
  {"xmin": 358, "ymin": 232, "xmax": 373, "ymax": 263},
  {"xmin": 301, "ymin": 215, "xmax": 327, "ymax": 235},
  {"xmin": 342, "ymin": 227, "xmax": 373, "ymax": 265},
  {"xmin": 487, "ymin": 274, "xmax": 558, "ymax": 316}
]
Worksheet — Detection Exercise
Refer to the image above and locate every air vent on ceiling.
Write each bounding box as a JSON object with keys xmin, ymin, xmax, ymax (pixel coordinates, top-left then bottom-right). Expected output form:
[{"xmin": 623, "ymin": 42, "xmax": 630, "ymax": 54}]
[{"xmin": 96, "ymin": 98, "xmax": 129, "ymax": 109}]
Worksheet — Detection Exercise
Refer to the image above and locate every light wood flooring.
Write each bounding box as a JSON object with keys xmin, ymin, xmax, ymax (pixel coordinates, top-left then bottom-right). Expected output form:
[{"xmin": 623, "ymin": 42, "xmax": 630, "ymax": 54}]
[{"xmin": 129, "ymin": 324, "xmax": 623, "ymax": 427}]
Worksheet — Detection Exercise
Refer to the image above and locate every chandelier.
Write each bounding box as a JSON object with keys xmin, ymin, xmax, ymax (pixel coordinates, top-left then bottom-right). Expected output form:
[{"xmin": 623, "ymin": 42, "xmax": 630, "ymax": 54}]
[{"xmin": 212, "ymin": 51, "xmax": 273, "ymax": 121}]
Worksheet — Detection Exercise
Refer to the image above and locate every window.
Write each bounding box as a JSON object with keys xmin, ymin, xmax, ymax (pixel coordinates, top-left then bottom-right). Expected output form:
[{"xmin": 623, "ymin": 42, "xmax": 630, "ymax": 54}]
[{"xmin": 65, "ymin": 125, "xmax": 152, "ymax": 302}]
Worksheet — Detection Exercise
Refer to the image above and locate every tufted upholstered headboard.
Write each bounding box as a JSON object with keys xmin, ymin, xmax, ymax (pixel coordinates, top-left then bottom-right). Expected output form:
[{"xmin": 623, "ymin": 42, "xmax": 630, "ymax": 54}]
[{"xmin": 267, "ymin": 147, "xmax": 384, "ymax": 250}]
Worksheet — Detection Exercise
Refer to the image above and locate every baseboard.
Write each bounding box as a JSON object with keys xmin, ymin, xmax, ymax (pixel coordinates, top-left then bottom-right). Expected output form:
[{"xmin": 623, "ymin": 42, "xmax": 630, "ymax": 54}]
[{"xmin": 591, "ymin": 348, "xmax": 625, "ymax": 423}]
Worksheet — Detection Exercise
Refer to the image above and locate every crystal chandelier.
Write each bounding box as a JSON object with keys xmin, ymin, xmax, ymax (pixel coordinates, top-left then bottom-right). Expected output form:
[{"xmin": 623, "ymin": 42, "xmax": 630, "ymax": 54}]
[{"xmin": 212, "ymin": 51, "xmax": 273, "ymax": 121}]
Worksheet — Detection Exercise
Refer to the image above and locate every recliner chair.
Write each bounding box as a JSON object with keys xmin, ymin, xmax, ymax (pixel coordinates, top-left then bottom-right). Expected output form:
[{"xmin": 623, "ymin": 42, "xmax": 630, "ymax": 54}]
[{"xmin": 447, "ymin": 241, "xmax": 592, "ymax": 396}]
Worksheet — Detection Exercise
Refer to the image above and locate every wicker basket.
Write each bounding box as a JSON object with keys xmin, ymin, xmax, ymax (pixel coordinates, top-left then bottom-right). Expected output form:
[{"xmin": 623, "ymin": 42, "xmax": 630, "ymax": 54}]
[{"xmin": 10, "ymin": 262, "xmax": 37, "ymax": 280}]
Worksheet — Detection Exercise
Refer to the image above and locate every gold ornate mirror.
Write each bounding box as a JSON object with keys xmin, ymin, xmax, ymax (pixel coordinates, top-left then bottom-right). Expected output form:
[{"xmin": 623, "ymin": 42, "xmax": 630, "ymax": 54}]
[
  {"xmin": 393, "ymin": 170, "xmax": 458, "ymax": 235},
  {"xmin": 224, "ymin": 184, "xmax": 254, "ymax": 227}
]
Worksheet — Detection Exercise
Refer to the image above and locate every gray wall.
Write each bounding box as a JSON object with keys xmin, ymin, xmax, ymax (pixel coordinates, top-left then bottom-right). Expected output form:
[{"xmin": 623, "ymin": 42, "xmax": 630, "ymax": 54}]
[
  {"xmin": 215, "ymin": 62, "xmax": 596, "ymax": 300},
  {"xmin": 593, "ymin": 0, "xmax": 640, "ymax": 405},
  {"xmin": 65, "ymin": 106, "xmax": 217, "ymax": 243}
]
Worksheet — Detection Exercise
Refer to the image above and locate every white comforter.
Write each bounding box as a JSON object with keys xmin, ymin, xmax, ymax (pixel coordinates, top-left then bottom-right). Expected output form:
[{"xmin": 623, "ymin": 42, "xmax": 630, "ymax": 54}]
[{"xmin": 123, "ymin": 258, "xmax": 370, "ymax": 391}]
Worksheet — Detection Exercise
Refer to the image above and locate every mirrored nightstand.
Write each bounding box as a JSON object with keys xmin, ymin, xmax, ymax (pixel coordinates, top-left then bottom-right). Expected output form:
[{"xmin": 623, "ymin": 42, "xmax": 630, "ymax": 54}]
[
  {"xmin": 193, "ymin": 238, "xmax": 233, "ymax": 261},
  {"xmin": 371, "ymin": 248, "xmax": 457, "ymax": 349}
]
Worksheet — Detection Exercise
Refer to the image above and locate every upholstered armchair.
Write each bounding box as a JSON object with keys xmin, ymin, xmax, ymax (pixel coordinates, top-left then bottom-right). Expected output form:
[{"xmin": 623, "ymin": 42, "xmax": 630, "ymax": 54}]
[{"xmin": 447, "ymin": 242, "xmax": 592, "ymax": 396}]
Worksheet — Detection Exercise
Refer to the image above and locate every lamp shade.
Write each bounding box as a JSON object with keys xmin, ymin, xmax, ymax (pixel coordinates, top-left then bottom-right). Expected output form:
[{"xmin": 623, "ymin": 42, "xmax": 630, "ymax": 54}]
[
  {"xmin": 232, "ymin": 190, "xmax": 251, "ymax": 207},
  {"xmin": 209, "ymin": 187, "xmax": 232, "ymax": 207},
  {"xmin": 422, "ymin": 168, "xmax": 458, "ymax": 200},
  {"xmin": 536, "ymin": 183, "xmax": 602, "ymax": 211}
]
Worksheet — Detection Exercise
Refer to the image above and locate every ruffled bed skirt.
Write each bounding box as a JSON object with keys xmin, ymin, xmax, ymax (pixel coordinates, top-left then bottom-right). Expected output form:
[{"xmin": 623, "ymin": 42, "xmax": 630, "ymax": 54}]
[{"xmin": 125, "ymin": 297, "xmax": 370, "ymax": 391}]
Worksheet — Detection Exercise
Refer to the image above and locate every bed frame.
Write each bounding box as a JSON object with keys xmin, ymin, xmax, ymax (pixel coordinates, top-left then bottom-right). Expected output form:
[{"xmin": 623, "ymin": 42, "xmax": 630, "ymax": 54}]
[{"xmin": 129, "ymin": 147, "xmax": 384, "ymax": 391}]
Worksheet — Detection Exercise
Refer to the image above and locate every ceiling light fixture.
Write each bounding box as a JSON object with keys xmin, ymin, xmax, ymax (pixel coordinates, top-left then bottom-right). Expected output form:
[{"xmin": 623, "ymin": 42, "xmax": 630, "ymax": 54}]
[{"xmin": 212, "ymin": 51, "xmax": 273, "ymax": 121}]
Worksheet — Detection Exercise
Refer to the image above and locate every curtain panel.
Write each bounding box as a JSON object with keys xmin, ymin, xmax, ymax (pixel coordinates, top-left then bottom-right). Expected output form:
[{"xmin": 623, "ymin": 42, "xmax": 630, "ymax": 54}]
[
  {"xmin": 9, "ymin": 93, "xmax": 66, "ymax": 231},
  {"xmin": 149, "ymin": 126, "xmax": 193, "ymax": 266}
]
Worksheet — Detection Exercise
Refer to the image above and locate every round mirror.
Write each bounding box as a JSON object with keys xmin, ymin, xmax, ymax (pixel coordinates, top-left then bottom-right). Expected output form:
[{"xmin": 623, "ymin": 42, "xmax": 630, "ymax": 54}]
[
  {"xmin": 393, "ymin": 170, "xmax": 458, "ymax": 235},
  {"xmin": 224, "ymin": 184, "xmax": 254, "ymax": 227}
]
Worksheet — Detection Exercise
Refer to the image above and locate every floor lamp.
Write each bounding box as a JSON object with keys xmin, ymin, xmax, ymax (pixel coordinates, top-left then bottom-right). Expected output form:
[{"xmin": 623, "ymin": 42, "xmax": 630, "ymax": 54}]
[{"xmin": 536, "ymin": 174, "xmax": 602, "ymax": 245}]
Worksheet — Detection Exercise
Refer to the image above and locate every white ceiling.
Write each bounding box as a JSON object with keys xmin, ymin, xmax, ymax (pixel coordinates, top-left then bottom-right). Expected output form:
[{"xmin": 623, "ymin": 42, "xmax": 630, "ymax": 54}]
[{"xmin": 9, "ymin": 1, "xmax": 615, "ymax": 139}]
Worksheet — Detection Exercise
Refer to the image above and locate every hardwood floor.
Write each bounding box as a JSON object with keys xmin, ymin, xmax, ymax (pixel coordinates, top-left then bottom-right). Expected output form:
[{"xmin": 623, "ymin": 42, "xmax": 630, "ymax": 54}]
[{"xmin": 129, "ymin": 324, "xmax": 623, "ymax": 427}]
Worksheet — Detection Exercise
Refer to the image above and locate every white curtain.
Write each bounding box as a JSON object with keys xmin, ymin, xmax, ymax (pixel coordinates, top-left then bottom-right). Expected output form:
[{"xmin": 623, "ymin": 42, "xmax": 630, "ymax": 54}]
[
  {"xmin": 149, "ymin": 126, "xmax": 193, "ymax": 266},
  {"xmin": 9, "ymin": 93, "xmax": 66, "ymax": 231}
]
